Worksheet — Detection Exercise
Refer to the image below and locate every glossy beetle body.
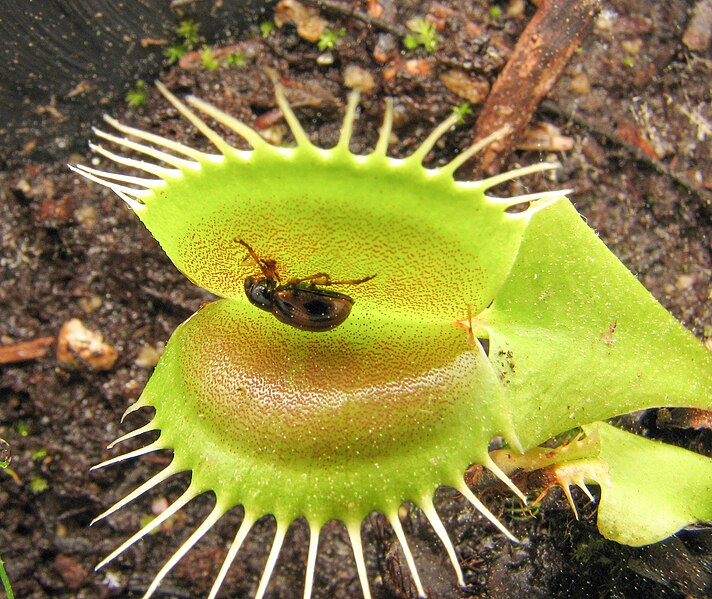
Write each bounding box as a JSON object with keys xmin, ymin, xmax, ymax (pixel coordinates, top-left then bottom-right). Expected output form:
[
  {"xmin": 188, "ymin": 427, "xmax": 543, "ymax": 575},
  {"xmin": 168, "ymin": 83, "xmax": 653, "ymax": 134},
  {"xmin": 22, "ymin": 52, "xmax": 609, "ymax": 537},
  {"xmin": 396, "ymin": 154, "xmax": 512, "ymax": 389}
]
[
  {"xmin": 244, "ymin": 277, "xmax": 355, "ymax": 331},
  {"xmin": 238, "ymin": 239, "xmax": 374, "ymax": 332}
]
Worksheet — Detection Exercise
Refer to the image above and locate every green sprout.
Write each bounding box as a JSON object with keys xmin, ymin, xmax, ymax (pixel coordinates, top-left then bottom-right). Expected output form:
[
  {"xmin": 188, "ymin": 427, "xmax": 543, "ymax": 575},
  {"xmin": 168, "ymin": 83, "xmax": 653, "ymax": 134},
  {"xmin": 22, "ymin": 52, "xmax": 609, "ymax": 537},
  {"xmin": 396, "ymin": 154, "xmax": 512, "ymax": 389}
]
[
  {"xmin": 622, "ymin": 55, "xmax": 635, "ymax": 68},
  {"xmin": 505, "ymin": 494, "xmax": 542, "ymax": 520},
  {"xmin": 225, "ymin": 52, "xmax": 246, "ymax": 67},
  {"xmin": 260, "ymin": 21, "xmax": 274, "ymax": 39},
  {"xmin": 199, "ymin": 46, "xmax": 220, "ymax": 71},
  {"xmin": 489, "ymin": 5, "xmax": 503, "ymax": 19},
  {"xmin": 403, "ymin": 18, "xmax": 441, "ymax": 52},
  {"xmin": 176, "ymin": 19, "xmax": 202, "ymax": 50},
  {"xmin": 0, "ymin": 553, "xmax": 14, "ymax": 599},
  {"xmin": 126, "ymin": 80, "xmax": 148, "ymax": 108},
  {"xmin": 163, "ymin": 44, "xmax": 187, "ymax": 65},
  {"xmin": 29, "ymin": 475, "xmax": 48, "ymax": 494},
  {"xmin": 71, "ymin": 83, "xmax": 712, "ymax": 598},
  {"xmin": 0, "ymin": 440, "xmax": 15, "ymax": 599},
  {"xmin": 317, "ymin": 28, "xmax": 346, "ymax": 51},
  {"xmin": 31, "ymin": 448, "xmax": 48, "ymax": 462},
  {"xmin": 451, "ymin": 101, "xmax": 473, "ymax": 124},
  {"xmin": 163, "ymin": 19, "xmax": 203, "ymax": 66}
]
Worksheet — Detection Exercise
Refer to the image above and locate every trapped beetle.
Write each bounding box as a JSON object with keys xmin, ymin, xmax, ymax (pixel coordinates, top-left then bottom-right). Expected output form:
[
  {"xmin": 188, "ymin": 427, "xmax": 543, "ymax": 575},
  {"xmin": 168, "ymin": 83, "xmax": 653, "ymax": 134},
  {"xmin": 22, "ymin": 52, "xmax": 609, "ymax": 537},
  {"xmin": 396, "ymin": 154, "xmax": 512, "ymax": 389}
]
[{"xmin": 238, "ymin": 239, "xmax": 375, "ymax": 332}]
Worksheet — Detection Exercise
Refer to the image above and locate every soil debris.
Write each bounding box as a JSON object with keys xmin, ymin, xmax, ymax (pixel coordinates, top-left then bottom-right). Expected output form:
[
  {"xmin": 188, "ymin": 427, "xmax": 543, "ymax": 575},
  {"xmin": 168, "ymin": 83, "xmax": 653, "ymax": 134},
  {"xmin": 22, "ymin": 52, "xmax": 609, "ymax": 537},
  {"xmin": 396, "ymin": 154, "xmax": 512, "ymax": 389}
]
[{"xmin": 0, "ymin": 336, "xmax": 55, "ymax": 365}]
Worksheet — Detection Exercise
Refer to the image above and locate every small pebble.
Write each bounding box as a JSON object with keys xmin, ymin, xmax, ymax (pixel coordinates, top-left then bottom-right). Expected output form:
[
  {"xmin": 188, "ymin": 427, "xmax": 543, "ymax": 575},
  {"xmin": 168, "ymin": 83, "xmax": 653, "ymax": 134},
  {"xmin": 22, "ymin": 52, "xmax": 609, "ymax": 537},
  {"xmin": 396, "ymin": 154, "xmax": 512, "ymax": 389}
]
[
  {"xmin": 344, "ymin": 65, "xmax": 376, "ymax": 93},
  {"xmin": 683, "ymin": 0, "xmax": 712, "ymax": 51},
  {"xmin": 439, "ymin": 69, "xmax": 490, "ymax": 104},
  {"xmin": 56, "ymin": 318, "xmax": 119, "ymax": 371},
  {"xmin": 135, "ymin": 342, "xmax": 164, "ymax": 368},
  {"xmin": 570, "ymin": 71, "xmax": 591, "ymax": 95},
  {"xmin": 79, "ymin": 295, "xmax": 102, "ymax": 314}
]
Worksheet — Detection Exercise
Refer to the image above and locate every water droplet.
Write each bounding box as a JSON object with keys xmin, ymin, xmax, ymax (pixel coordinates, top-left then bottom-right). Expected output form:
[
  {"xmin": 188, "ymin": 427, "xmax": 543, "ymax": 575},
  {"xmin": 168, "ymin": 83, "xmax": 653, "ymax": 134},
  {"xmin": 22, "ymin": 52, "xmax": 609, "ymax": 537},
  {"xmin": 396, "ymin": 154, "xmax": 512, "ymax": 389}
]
[{"xmin": 0, "ymin": 438, "xmax": 12, "ymax": 468}]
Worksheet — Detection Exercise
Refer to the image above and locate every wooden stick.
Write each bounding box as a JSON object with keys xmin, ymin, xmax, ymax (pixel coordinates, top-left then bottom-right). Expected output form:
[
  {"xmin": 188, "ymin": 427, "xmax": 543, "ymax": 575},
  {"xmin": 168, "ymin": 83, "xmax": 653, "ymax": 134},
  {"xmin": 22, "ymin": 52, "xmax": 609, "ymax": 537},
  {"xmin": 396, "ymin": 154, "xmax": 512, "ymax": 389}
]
[{"xmin": 471, "ymin": 0, "xmax": 600, "ymax": 175}]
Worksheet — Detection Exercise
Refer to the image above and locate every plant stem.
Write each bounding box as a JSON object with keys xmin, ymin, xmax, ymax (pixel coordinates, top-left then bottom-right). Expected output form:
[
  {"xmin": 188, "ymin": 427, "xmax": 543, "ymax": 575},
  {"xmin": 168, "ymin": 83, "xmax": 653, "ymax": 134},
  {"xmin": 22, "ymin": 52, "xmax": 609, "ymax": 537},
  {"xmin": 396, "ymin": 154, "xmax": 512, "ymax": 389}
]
[{"xmin": 0, "ymin": 552, "xmax": 14, "ymax": 599}]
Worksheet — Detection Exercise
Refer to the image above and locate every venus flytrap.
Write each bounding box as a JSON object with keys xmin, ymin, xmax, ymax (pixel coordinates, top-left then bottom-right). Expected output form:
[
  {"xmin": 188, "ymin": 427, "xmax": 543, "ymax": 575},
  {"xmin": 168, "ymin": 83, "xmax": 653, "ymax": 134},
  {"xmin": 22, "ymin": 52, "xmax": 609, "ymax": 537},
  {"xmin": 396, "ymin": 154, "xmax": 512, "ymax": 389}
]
[{"xmin": 71, "ymin": 81, "xmax": 712, "ymax": 599}]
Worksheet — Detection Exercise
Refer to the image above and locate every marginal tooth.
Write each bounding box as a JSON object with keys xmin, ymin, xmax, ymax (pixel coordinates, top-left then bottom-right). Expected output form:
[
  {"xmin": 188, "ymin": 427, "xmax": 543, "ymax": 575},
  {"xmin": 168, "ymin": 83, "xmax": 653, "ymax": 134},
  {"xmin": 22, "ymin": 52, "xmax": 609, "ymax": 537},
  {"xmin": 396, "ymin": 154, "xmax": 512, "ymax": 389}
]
[
  {"xmin": 336, "ymin": 90, "xmax": 361, "ymax": 151},
  {"xmin": 483, "ymin": 455, "xmax": 528, "ymax": 505},
  {"xmin": 254, "ymin": 519, "xmax": 288, "ymax": 599},
  {"xmin": 208, "ymin": 511, "xmax": 257, "ymax": 599},
  {"xmin": 577, "ymin": 481, "xmax": 596, "ymax": 504},
  {"xmin": 91, "ymin": 132, "xmax": 199, "ymax": 171},
  {"xmin": 418, "ymin": 495, "xmax": 464, "ymax": 587},
  {"xmin": 273, "ymin": 82, "xmax": 312, "ymax": 148},
  {"xmin": 477, "ymin": 162, "xmax": 561, "ymax": 191},
  {"xmin": 113, "ymin": 189, "xmax": 145, "ymax": 211},
  {"xmin": 107, "ymin": 422, "xmax": 156, "ymax": 449},
  {"xmin": 155, "ymin": 81, "xmax": 235, "ymax": 156},
  {"xmin": 82, "ymin": 143, "xmax": 180, "ymax": 180},
  {"xmin": 303, "ymin": 520, "xmax": 321, "ymax": 599},
  {"xmin": 553, "ymin": 460, "xmax": 604, "ymax": 517},
  {"xmin": 387, "ymin": 508, "xmax": 426, "ymax": 598},
  {"xmin": 68, "ymin": 164, "xmax": 150, "ymax": 209},
  {"xmin": 486, "ymin": 188, "xmax": 573, "ymax": 207},
  {"xmin": 441, "ymin": 125, "xmax": 511, "ymax": 175},
  {"xmin": 346, "ymin": 521, "xmax": 372, "ymax": 599},
  {"xmin": 121, "ymin": 398, "xmax": 148, "ymax": 422},
  {"xmin": 409, "ymin": 111, "xmax": 461, "ymax": 165},
  {"xmin": 187, "ymin": 95, "xmax": 267, "ymax": 151},
  {"xmin": 89, "ymin": 442, "xmax": 162, "ymax": 471},
  {"xmin": 91, "ymin": 463, "xmax": 179, "ymax": 524},
  {"xmin": 561, "ymin": 485, "xmax": 580, "ymax": 520},
  {"xmin": 456, "ymin": 480, "xmax": 520, "ymax": 544},
  {"xmin": 373, "ymin": 98, "xmax": 393, "ymax": 157},
  {"xmin": 95, "ymin": 486, "xmax": 197, "ymax": 570},
  {"xmin": 142, "ymin": 504, "xmax": 225, "ymax": 599},
  {"xmin": 104, "ymin": 114, "xmax": 215, "ymax": 161},
  {"xmin": 72, "ymin": 163, "xmax": 166, "ymax": 188}
]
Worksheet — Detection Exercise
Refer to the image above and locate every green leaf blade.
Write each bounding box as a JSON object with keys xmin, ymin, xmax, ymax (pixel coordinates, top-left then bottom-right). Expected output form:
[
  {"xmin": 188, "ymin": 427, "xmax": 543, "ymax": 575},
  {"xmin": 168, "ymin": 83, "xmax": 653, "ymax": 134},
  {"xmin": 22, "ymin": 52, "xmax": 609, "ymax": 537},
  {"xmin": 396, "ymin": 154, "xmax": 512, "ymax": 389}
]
[{"xmin": 483, "ymin": 198, "xmax": 712, "ymax": 449}]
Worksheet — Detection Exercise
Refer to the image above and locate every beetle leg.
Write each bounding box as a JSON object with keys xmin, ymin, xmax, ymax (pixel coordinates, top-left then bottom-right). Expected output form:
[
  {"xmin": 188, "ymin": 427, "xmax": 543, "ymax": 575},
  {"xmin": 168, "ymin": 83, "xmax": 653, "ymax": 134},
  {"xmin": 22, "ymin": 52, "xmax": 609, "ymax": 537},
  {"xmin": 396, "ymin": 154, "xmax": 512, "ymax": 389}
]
[
  {"xmin": 236, "ymin": 239, "xmax": 280, "ymax": 281},
  {"xmin": 288, "ymin": 272, "xmax": 332, "ymax": 286}
]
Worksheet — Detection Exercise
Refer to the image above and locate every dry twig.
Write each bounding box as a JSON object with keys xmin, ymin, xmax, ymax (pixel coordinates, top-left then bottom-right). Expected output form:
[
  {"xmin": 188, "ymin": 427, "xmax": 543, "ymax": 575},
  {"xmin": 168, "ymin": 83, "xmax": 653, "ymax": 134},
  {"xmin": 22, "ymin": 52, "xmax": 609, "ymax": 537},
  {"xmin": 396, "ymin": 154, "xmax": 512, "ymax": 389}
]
[{"xmin": 472, "ymin": 0, "xmax": 600, "ymax": 175}]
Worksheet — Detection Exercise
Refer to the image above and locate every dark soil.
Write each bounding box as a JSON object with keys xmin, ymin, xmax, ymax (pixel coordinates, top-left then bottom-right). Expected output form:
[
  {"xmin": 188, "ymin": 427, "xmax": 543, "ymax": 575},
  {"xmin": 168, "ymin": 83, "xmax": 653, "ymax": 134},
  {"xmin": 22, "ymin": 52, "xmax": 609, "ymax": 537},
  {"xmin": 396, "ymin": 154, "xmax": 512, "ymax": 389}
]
[{"xmin": 1, "ymin": 1, "xmax": 710, "ymax": 598}]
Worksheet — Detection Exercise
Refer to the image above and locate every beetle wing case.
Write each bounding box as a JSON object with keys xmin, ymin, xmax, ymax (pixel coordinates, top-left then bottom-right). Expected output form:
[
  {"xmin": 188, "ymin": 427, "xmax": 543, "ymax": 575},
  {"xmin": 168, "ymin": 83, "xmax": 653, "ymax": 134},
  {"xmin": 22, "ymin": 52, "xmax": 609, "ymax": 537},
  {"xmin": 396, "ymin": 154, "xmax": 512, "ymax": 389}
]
[{"xmin": 272, "ymin": 287, "xmax": 355, "ymax": 331}]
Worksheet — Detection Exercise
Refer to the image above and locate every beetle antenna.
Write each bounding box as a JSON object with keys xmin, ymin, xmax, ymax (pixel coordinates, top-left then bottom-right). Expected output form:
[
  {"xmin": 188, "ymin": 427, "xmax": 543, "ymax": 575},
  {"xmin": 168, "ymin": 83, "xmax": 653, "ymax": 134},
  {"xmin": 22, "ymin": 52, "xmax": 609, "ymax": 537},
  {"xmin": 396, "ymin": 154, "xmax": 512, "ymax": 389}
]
[{"xmin": 290, "ymin": 273, "xmax": 377, "ymax": 287}]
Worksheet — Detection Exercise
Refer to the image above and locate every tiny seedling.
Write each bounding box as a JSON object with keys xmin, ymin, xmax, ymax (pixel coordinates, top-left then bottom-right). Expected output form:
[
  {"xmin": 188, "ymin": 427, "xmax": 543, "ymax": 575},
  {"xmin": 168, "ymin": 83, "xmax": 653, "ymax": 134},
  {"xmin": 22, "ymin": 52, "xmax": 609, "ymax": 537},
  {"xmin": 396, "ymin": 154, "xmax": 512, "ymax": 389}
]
[
  {"xmin": 125, "ymin": 80, "xmax": 148, "ymax": 108},
  {"xmin": 163, "ymin": 44, "xmax": 187, "ymax": 65},
  {"xmin": 260, "ymin": 21, "xmax": 274, "ymax": 39},
  {"xmin": 163, "ymin": 19, "xmax": 203, "ymax": 66},
  {"xmin": 403, "ymin": 17, "xmax": 441, "ymax": 52},
  {"xmin": 199, "ymin": 46, "xmax": 220, "ymax": 71},
  {"xmin": 489, "ymin": 5, "xmax": 503, "ymax": 19},
  {"xmin": 317, "ymin": 28, "xmax": 346, "ymax": 51},
  {"xmin": 175, "ymin": 19, "xmax": 202, "ymax": 50},
  {"xmin": 226, "ymin": 52, "xmax": 246, "ymax": 67},
  {"xmin": 29, "ymin": 475, "xmax": 48, "ymax": 494},
  {"xmin": 452, "ymin": 101, "xmax": 473, "ymax": 124}
]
